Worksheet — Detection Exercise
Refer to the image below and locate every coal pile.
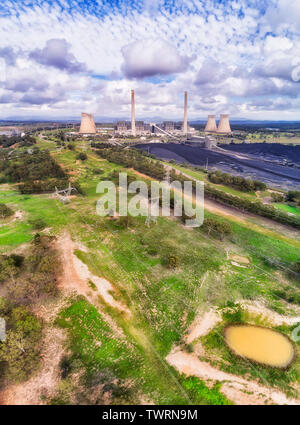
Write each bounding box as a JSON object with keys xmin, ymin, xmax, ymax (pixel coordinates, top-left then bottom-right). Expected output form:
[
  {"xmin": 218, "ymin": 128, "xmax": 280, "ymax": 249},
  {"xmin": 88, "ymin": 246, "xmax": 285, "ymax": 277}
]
[{"xmin": 136, "ymin": 143, "xmax": 300, "ymax": 191}]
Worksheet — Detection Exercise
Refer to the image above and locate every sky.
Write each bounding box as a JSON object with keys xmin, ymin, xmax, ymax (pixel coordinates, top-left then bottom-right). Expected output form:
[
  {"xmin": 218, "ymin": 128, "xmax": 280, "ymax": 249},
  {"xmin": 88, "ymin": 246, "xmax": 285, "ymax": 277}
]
[{"xmin": 0, "ymin": 0, "xmax": 300, "ymax": 121}]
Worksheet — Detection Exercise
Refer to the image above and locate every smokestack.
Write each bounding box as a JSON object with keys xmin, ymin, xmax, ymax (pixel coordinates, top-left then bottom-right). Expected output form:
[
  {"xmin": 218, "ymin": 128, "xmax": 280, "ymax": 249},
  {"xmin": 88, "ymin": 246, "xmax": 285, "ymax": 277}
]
[
  {"xmin": 204, "ymin": 115, "xmax": 217, "ymax": 132},
  {"xmin": 183, "ymin": 91, "xmax": 188, "ymax": 134},
  {"xmin": 79, "ymin": 112, "xmax": 96, "ymax": 134},
  {"xmin": 131, "ymin": 89, "xmax": 136, "ymax": 136},
  {"xmin": 217, "ymin": 114, "xmax": 231, "ymax": 133}
]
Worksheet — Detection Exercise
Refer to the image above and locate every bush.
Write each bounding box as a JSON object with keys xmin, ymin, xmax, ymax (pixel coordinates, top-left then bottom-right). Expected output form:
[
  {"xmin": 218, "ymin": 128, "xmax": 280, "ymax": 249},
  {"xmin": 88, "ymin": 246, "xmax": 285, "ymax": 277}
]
[
  {"xmin": 0, "ymin": 203, "xmax": 14, "ymax": 218},
  {"xmin": 202, "ymin": 218, "xmax": 232, "ymax": 240},
  {"xmin": 286, "ymin": 191, "xmax": 300, "ymax": 205},
  {"xmin": 28, "ymin": 218, "xmax": 47, "ymax": 230},
  {"xmin": 163, "ymin": 254, "xmax": 180, "ymax": 269},
  {"xmin": 271, "ymin": 192, "xmax": 285, "ymax": 203},
  {"xmin": 76, "ymin": 152, "xmax": 87, "ymax": 161}
]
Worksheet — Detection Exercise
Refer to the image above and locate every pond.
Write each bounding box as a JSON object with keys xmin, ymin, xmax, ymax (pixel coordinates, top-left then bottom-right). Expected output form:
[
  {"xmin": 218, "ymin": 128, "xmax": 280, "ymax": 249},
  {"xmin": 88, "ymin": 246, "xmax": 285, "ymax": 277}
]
[{"xmin": 224, "ymin": 325, "xmax": 295, "ymax": 368}]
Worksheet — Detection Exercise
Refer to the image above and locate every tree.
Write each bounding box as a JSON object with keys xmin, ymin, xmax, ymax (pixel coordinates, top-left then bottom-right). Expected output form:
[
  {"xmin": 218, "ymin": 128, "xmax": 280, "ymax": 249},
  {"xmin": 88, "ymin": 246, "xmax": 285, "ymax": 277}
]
[
  {"xmin": 77, "ymin": 152, "xmax": 87, "ymax": 161},
  {"xmin": 0, "ymin": 203, "xmax": 14, "ymax": 219}
]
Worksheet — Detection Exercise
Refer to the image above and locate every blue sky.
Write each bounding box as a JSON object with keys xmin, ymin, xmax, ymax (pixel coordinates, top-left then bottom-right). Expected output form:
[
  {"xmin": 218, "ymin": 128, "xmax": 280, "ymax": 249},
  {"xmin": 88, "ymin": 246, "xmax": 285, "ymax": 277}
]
[{"xmin": 0, "ymin": 0, "xmax": 299, "ymax": 120}]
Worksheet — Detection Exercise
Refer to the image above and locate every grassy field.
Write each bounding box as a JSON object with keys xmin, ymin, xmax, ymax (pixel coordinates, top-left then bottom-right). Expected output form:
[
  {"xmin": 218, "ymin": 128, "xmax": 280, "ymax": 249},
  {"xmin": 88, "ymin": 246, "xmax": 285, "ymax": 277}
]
[
  {"xmin": 0, "ymin": 138, "xmax": 300, "ymax": 404},
  {"xmin": 275, "ymin": 203, "xmax": 300, "ymax": 216}
]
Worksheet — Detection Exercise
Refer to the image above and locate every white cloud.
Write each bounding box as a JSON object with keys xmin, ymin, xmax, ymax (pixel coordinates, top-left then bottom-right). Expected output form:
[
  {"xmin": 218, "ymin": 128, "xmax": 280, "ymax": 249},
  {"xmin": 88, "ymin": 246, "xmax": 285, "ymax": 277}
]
[
  {"xmin": 121, "ymin": 39, "xmax": 192, "ymax": 78},
  {"xmin": 0, "ymin": 0, "xmax": 299, "ymax": 120}
]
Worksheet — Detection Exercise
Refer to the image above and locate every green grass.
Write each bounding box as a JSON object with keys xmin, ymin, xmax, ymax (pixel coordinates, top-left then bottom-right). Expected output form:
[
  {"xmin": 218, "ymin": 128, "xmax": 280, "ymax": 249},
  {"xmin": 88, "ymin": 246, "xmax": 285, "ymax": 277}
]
[
  {"xmin": 202, "ymin": 305, "xmax": 300, "ymax": 398},
  {"xmin": 275, "ymin": 203, "xmax": 300, "ymax": 216},
  {"xmin": 2, "ymin": 140, "xmax": 300, "ymax": 404}
]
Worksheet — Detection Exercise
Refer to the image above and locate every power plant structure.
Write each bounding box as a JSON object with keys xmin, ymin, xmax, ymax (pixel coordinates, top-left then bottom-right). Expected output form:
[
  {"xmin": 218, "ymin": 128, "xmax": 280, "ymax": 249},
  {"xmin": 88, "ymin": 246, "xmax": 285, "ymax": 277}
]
[
  {"xmin": 204, "ymin": 114, "xmax": 232, "ymax": 134},
  {"xmin": 217, "ymin": 114, "xmax": 231, "ymax": 134},
  {"xmin": 79, "ymin": 113, "xmax": 96, "ymax": 134},
  {"xmin": 115, "ymin": 90, "xmax": 194, "ymax": 138},
  {"xmin": 182, "ymin": 91, "xmax": 188, "ymax": 134},
  {"xmin": 204, "ymin": 115, "xmax": 217, "ymax": 132},
  {"xmin": 131, "ymin": 89, "xmax": 136, "ymax": 136}
]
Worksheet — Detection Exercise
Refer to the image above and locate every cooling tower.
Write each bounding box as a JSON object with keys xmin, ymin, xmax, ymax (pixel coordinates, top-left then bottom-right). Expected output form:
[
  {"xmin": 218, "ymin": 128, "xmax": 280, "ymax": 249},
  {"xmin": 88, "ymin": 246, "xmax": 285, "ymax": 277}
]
[
  {"xmin": 79, "ymin": 113, "xmax": 96, "ymax": 134},
  {"xmin": 131, "ymin": 89, "xmax": 136, "ymax": 136},
  {"xmin": 183, "ymin": 91, "xmax": 188, "ymax": 134},
  {"xmin": 217, "ymin": 114, "xmax": 231, "ymax": 134},
  {"xmin": 204, "ymin": 115, "xmax": 217, "ymax": 132}
]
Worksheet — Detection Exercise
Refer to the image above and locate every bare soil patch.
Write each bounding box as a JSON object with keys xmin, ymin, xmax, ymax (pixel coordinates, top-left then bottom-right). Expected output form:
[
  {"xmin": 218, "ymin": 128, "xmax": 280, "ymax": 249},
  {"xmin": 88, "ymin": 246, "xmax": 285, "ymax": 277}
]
[{"xmin": 167, "ymin": 307, "xmax": 300, "ymax": 405}]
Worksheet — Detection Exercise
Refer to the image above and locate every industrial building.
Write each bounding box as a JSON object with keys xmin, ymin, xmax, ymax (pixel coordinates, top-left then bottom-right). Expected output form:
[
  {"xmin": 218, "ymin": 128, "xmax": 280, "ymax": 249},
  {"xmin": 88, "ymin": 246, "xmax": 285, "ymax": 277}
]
[
  {"xmin": 79, "ymin": 113, "xmax": 96, "ymax": 134},
  {"xmin": 217, "ymin": 114, "xmax": 231, "ymax": 133},
  {"xmin": 204, "ymin": 114, "xmax": 232, "ymax": 134},
  {"xmin": 115, "ymin": 90, "xmax": 192, "ymax": 138},
  {"xmin": 204, "ymin": 115, "xmax": 217, "ymax": 132}
]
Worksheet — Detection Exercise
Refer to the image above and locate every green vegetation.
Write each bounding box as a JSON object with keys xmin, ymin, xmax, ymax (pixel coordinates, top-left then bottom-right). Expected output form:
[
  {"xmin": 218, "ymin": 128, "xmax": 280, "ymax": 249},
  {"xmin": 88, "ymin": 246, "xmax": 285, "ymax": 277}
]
[
  {"xmin": 202, "ymin": 303, "xmax": 300, "ymax": 397},
  {"xmin": 0, "ymin": 137, "xmax": 299, "ymax": 404},
  {"xmin": 208, "ymin": 170, "xmax": 266, "ymax": 192},
  {"xmin": 0, "ymin": 301, "xmax": 42, "ymax": 383},
  {"xmin": 0, "ymin": 203, "xmax": 14, "ymax": 219},
  {"xmin": 96, "ymin": 147, "xmax": 165, "ymax": 180}
]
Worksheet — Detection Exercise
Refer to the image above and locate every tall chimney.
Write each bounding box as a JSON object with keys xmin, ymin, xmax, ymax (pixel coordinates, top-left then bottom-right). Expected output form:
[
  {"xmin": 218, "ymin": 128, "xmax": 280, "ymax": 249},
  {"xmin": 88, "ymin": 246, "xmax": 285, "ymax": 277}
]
[
  {"xmin": 183, "ymin": 91, "xmax": 188, "ymax": 134},
  {"xmin": 217, "ymin": 114, "xmax": 231, "ymax": 134},
  {"xmin": 205, "ymin": 115, "xmax": 217, "ymax": 132},
  {"xmin": 131, "ymin": 89, "xmax": 136, "ymax": 136}
]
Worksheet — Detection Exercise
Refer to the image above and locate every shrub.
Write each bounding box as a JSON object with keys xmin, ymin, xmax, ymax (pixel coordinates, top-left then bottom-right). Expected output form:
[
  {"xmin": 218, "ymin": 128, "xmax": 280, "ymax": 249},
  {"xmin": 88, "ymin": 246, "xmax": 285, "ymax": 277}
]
[
  {"xmin": 0, "ymin": 203, "xmax": 14, "ymax": 218},
  {"xmin": 286, "ymin": 191, "xmax": 300, "ymax": 205},
  {"xmin": 202, "ymin": 218, "xmax": 232, "ymax": 240},
  {"xmin": 28, "ymin": 218, "xmax": 47, "ymax": 230},
  {"xmin": 76, "ymin": 152, "xmax": 87, "ymax": 161},
  {"xmin": 271, "ymin": 192, "xmax": 285, "ymax": 203},
  {"xmin": 164, "ymin": 254, "xmax": 180, "ymax": 269}
]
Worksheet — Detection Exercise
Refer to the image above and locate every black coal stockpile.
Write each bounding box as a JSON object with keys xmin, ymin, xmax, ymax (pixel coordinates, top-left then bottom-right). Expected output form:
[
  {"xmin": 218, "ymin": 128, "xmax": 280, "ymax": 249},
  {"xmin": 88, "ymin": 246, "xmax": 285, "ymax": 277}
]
[{"xmin": 223, "ymin": 143, "xmax": 300, "ymax": 164}]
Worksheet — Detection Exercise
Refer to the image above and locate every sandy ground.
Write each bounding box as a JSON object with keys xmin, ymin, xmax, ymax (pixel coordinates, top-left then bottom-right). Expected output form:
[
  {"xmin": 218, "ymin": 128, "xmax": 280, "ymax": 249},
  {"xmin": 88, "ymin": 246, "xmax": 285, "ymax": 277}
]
[
  {"xmin": 57, "ymin": 232, "xmax": 130, "ymax": 315},
  {"xmin": 167, "ymin": 308, "xmax": 300, "ymax": 405},
  {"xmin": 240, "ymin": 300, "xmax": 300, "ymax": 326},
  {"xmin": 0, "ymin": 232, "xmax": 129, "ymax": 405},
  {"xmin": 0, "ymin": 210, "xmax": 23, "ymax": 227}
]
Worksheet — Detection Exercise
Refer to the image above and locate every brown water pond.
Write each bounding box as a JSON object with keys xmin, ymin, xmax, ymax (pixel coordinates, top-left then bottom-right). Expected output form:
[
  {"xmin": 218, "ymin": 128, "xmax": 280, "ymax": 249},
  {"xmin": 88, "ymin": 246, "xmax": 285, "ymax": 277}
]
[{"xmin": 224, "ymin": 325, "xmax": 295, "ymax": 368}]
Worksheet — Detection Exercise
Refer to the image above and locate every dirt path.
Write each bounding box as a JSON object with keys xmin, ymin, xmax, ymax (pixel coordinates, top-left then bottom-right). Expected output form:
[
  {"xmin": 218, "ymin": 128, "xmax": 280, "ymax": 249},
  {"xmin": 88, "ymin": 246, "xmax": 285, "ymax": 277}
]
[
  {"xmin": 56, "ymin": 232, "xmax": 130, "ymax": 315},
  {"xmin": 166, "ymin": 165, "xmax": 300, "ymax": 246},
  {"xmin": 167, "ymin": 309, "xmax": 300, "ymax": 405}
]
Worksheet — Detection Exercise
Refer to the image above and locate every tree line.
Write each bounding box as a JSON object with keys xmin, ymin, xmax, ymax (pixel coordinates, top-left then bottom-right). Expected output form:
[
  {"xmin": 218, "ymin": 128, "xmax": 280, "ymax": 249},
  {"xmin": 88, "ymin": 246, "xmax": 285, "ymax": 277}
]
[
  {"xmin": 95, "ymin": 147, "xmax": 166, "ymax": 180},
  {"xmin": 0, "ymin": 148, "xmax": 77, "ymax": 194},
  {"xmin": 207, "ymin": 170, "xmax": 267, "ymax": 192}
]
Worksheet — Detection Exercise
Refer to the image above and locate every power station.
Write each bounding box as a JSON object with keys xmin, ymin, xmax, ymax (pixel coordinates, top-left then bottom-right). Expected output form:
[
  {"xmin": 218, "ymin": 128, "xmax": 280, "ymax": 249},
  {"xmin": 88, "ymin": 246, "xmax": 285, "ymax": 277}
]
[
  {"xmin": 79, "ymin": 113, "xmax": 96, "ymax": 134},
  {"xmin": 115, "ymin": 90, "xmax": 193, "ymax": 138},
  {"xmin": 78, "ymin": 91, "xmax": 231, "ymax": 138},
  {"xmin": 204, "ymin": 115, "xmax": 217, "ymax": 132},
  {"xmin": 205, "ymin": 114, "xmax": 232, "ymax": 134}
]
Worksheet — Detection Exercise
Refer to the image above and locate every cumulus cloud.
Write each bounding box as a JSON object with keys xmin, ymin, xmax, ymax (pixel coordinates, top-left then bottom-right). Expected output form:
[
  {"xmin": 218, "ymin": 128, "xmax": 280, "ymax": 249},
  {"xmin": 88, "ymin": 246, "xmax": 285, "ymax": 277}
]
[
  {"xmin": 0, "ymin": 47, "xmax": 16, "ymax": 65},
  {"xmin": 121, "ymin": 39, "xmax": 192, "ymax": 79},
  {"xmin": 5, "ymin": 77, "xmax": 49, "ymax": 93},
  {"xmin": 29, "ymin": 39, "xmax": 87, "ymax": 73},
  {"xmin": 0, "ymin": 0, "xmax": 299, "ymax": 119},
  {"xmin": 195, "ymin": 59, "xmax": 230, "ymax": 85}
]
